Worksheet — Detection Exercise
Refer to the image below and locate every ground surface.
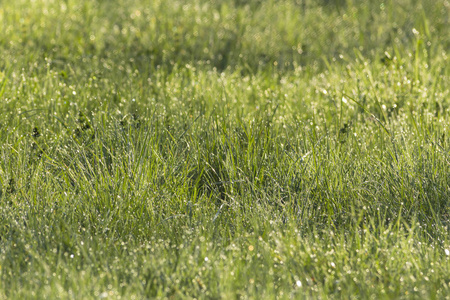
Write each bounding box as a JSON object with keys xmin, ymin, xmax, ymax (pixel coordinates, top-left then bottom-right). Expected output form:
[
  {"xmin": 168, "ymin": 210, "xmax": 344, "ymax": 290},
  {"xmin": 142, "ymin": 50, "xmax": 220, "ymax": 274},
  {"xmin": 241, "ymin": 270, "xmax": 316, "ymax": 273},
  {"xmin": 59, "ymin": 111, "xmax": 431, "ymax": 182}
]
[{"xmin": 0, "ymin": 0, "xmax": 449, "ymax": 298}]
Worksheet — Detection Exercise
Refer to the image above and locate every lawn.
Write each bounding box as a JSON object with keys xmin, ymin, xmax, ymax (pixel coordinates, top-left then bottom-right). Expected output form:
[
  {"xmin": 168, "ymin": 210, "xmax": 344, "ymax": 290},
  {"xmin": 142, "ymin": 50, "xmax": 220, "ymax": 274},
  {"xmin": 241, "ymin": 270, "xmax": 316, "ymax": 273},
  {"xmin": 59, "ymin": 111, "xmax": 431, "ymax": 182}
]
[{"xmin": 0, "ymin": 0, "xmax": 449, "ymax": 298}]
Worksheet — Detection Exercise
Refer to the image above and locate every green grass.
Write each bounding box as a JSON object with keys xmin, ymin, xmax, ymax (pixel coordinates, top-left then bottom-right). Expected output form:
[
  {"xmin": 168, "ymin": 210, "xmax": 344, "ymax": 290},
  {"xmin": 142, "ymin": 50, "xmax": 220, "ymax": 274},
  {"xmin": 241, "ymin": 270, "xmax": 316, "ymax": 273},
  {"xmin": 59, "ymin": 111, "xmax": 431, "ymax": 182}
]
[{"xmin": 0, "ymin": 0, "xmax": 449, "ymax": 298}]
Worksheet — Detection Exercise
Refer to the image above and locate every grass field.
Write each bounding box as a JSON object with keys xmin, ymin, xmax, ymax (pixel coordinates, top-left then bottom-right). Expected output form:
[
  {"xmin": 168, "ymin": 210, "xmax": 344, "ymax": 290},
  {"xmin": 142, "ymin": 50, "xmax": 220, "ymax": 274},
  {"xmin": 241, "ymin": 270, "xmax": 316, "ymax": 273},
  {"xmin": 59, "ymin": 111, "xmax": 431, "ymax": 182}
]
[{"xmin": 0, "ymin": 0, "xmax": 449, "ymax": 298}]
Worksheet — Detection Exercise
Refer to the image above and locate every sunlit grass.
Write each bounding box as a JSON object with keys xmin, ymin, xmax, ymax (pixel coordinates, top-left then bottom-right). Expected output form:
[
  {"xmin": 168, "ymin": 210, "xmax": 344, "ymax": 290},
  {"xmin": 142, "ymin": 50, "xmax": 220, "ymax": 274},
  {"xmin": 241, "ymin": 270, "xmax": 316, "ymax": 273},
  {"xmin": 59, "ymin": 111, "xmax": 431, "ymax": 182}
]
[{"xmin": 0, "ymin": 0, "xmax": 449, "ymax": 298}]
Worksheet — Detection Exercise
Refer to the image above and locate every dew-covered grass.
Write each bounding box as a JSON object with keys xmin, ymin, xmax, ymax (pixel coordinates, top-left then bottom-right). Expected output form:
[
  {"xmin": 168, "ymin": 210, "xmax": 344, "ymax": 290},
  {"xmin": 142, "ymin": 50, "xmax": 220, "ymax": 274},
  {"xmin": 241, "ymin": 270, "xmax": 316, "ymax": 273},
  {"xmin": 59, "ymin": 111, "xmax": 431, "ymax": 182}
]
[{"xmin": 0, "ymin": 0, "xmax": 449, "ymax": 298}]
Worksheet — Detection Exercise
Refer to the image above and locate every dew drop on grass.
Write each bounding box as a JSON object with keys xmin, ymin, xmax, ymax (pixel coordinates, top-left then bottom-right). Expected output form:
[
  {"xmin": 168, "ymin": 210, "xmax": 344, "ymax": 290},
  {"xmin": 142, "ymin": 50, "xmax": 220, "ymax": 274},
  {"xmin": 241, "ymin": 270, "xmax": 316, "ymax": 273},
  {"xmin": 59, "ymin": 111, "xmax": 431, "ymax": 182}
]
[{"xmin": 296, "ymin": 280, "xmax": 302, "ymax": 287}]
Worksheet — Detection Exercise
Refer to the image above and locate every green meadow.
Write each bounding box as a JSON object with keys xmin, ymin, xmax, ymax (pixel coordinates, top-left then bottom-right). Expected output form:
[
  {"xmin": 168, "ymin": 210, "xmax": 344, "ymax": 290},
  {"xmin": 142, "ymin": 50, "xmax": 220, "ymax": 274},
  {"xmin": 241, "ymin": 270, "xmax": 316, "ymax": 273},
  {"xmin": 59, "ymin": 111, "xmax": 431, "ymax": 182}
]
[{"xmin": 0, "ymin": 0, "xmax": 449, "ymax": 298}]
